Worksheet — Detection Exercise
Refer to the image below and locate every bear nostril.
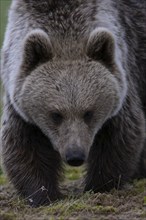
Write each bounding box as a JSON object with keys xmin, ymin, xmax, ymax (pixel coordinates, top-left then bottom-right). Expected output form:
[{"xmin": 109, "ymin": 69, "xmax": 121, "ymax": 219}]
[
  {"xmin": 67, "ymin": 159, "xmax": 84, "ymax": 166},
  {"xmin": 66, "ymin": 149, "xmax": 85, "ymax": 166}
]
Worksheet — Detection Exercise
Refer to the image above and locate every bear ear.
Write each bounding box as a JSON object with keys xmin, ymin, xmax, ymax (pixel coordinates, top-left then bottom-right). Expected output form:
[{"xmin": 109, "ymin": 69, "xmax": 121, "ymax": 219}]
[
  {"xmin": 86, "ymin": 28, "xmax": 115, "ymax": 67},
  {"xmin": 21, "ymin": 29, "xmax": 52, "ymax": 72}
]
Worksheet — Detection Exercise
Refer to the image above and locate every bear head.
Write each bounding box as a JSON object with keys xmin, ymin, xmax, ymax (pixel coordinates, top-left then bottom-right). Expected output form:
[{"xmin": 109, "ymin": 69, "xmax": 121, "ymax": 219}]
[{"xmin": 12, "ymin": 28, "xmax": 126, "ymax": 166}]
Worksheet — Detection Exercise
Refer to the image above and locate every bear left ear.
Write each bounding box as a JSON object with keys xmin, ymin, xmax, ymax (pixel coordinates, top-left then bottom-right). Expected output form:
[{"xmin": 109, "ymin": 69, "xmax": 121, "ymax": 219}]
[
  {"xmin": 21, "ymin": 29, "xmax": 53, "ymax": 73},
  {"xmin": 86, "ymin": 28, "xmax": 115, "ymax": 67}
]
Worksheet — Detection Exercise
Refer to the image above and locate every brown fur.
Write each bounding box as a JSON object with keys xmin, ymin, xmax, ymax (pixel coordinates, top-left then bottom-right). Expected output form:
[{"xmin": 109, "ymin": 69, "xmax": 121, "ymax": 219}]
[{"xmin": 1, "ymin": 0, "xmax": 146, "ymax": 207}]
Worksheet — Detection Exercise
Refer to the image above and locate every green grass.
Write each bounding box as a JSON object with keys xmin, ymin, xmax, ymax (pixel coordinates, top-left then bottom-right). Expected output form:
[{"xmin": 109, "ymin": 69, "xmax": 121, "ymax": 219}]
[
  {"xmin": 0, "ymin": 173, "xmax": 7, "ymax": 185},
  {"xmin": 65, "ymin": 165, "xmax": 85, "ymax": 181}
]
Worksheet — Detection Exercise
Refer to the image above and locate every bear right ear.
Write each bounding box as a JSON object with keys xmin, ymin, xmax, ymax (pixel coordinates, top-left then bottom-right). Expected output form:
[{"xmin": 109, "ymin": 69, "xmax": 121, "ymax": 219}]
[
  {"xmin": 86, "ymin": 28, "xmax": 116, "ymax": 68},
  {"xmin": 21, "ymin": 29, "xmax": 52, "ymax": 72}
]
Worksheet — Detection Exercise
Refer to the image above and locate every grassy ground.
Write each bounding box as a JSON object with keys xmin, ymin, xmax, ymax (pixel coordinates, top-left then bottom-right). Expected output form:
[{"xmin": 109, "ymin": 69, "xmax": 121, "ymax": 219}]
[{"xmin": 0, "ymin": 166, "xmax": 146, "ymax": 220}]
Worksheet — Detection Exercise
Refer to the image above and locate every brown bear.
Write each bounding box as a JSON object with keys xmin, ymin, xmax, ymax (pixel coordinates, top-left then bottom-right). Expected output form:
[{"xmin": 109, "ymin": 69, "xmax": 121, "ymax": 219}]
[{"xmin": 1, "ymin": 0, "xmax": 146, "ymax": 207}]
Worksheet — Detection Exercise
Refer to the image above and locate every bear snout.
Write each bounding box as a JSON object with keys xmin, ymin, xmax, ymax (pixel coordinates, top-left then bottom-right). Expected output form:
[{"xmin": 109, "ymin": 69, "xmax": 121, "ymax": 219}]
[{"xmin": 65, "ymin": 148, "xmax": 85, "ymax": 166}]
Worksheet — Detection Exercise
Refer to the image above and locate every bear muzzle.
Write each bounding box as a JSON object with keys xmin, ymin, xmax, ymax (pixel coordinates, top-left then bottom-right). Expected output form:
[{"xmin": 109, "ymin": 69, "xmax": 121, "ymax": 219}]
[{"xmin": 65, "ymin": 148, "xmax": 86, "ymax": 166}]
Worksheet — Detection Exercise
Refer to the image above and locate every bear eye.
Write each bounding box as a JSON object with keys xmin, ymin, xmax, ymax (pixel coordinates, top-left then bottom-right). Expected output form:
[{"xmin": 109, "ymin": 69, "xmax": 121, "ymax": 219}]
[
  {"xmin": 83, "ymin": 111, "xmax": 94, "ymax": 124},
  {"xmin": 50, "ymin": 112, "xmax": 63, "ymax": 125}
]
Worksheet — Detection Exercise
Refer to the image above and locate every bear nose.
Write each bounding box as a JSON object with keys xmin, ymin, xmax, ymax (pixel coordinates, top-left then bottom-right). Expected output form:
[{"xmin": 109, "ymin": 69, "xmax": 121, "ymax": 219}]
[{"xmin": 65, "ymin": 148, "xmax": 85, "ymax": 166}]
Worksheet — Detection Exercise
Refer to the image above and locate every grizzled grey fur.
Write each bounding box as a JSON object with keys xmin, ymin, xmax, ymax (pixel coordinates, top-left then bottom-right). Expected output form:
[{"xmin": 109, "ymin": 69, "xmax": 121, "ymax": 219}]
[{"xmin": 1, "ymin": 0, "xmax": 146, "ymax": 207}]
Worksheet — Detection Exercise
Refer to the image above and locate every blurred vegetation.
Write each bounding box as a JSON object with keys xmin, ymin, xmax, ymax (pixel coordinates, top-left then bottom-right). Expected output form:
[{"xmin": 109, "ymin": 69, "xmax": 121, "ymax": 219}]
[
  {"xmin": 0, "ymin": 1, "xmax": 11, "ymax": 112},
  {"xmin": 0, "ymin": 0, "xmax": 11, "ymax": 47}
]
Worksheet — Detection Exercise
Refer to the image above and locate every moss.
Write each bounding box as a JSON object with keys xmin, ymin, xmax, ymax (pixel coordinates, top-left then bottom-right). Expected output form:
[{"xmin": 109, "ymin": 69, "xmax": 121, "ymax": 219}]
[
  {"xmin": 0, "ymin": 213, "xmax": 16, "ymax": 220},
  {"xmin": 42, "ymin": 195, "xmax": 116, "ymax": 219},
  {"xmin": 141, "ymin": 211, "xmax": 146, "ymax": 218},
  {"xmin": 133, "ymin": 179, "xmax": 146, "ymax": 193},
  {"xmin": 64, "ymin": 165, "xmax": 85, "ymax": 181},
  {"xmin": 9, "ymin": 198, "xmax": 27, "ymax": 210},
  {"xmin": 0, "ymin": 174, "xmax": 7, "ymax": 185},
  {"xmin": 97, "ymin": 205, "xmax": 116, "ymax": 213},
  {"xmin": 0, "ymin": 167, "xmax": 3, "ymax": 175},
  {"xmin": 44, "ymin": 202, "xmax": 65, "ymax": 215},
  {"xmin": 144, "ymin": 196, "xmax": 146, "ymax": 206}
]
